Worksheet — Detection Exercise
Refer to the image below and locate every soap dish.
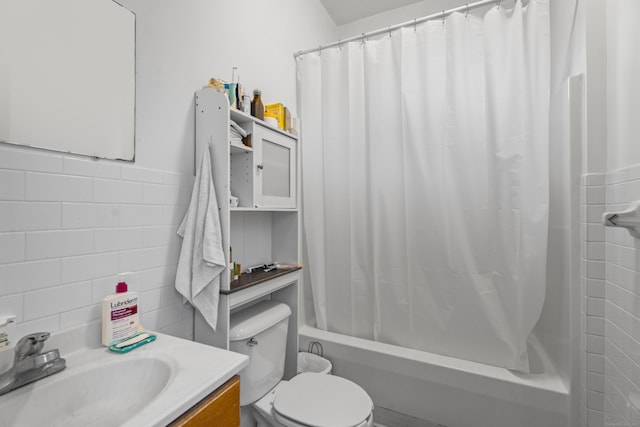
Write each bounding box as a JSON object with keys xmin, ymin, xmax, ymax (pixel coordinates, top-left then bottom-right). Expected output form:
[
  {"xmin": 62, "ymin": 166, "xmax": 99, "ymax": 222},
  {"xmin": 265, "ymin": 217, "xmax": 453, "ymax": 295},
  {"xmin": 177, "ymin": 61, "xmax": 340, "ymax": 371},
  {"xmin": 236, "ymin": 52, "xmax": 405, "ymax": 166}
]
[{"xmin": 108, "ymin": 332, "xmax": 156, "ymax": 354}]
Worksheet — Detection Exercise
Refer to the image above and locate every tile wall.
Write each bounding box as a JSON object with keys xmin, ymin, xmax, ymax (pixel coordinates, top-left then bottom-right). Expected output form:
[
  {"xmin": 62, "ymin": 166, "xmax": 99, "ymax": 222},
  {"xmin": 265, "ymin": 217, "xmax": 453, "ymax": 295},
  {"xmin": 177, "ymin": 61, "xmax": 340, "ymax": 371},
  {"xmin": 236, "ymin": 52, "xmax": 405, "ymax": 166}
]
[
  {"xmin": 582, "ymin": 172, "xmax": 607, "ymax": 427},
  {"xmin": 602, "ymin": 164, "xmax": 640, "ymax": 426},
  {"xmin": 0, "ymin": 144, "xmax": 195, "ymax": 340}
]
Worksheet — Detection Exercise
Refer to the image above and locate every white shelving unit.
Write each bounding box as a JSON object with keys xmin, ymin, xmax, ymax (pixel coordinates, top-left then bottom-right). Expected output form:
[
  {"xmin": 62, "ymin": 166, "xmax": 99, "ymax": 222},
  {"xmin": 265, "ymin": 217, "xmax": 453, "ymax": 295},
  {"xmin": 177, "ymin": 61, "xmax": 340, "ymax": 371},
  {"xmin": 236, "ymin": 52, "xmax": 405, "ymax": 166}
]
[{"xmin": 193, "ymin": 88, "xmax": 300, "ymax": 380}]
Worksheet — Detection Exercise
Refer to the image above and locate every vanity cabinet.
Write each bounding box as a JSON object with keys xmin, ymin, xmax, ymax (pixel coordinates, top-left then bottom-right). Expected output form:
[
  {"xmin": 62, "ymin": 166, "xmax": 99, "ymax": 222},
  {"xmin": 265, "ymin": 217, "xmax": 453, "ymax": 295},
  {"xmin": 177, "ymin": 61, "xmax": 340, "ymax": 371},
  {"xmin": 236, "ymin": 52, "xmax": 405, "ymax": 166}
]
[
  {"xmin": 170, "ymin": 375, "xmax": 240, "ymax": 427},
  {"xmin": 194, "ymin": 88, "xmax": 300, "ymax": 380}
]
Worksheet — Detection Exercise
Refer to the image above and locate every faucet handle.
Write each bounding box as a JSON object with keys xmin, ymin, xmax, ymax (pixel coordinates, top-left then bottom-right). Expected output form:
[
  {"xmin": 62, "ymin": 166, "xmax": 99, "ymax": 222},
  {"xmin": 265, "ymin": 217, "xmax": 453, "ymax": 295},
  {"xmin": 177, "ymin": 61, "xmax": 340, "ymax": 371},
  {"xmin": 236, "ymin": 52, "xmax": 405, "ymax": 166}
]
[{"xmin": 15, "ymin": 332, "xmax": 50, "ymax": 358}]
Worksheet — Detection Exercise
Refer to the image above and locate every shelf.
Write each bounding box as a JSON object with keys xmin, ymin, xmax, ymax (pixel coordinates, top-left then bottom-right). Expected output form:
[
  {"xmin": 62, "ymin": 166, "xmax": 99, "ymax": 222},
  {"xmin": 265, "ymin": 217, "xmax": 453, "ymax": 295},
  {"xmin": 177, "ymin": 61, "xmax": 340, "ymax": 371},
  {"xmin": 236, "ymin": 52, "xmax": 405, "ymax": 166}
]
[
  {"xmin": 223, "ymin": 266, "xmax": 301, "ymax": 294},
  {"xmin": 230, "ymin": 108, "xmax": 297, "ymax": 140},
  {"xmin": 230, "ymin": 142, "xmax": 252, "ymax": 153}
]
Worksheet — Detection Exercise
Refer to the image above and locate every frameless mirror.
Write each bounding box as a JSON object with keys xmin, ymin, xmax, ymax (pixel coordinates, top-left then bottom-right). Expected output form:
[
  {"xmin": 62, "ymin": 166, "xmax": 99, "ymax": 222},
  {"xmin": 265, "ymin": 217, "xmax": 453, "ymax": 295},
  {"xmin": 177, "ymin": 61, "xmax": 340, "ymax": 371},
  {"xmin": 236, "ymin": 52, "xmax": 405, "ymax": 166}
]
[{"xmin": 0, "ymin": 0, "xmax": 135, "ymax": 161}]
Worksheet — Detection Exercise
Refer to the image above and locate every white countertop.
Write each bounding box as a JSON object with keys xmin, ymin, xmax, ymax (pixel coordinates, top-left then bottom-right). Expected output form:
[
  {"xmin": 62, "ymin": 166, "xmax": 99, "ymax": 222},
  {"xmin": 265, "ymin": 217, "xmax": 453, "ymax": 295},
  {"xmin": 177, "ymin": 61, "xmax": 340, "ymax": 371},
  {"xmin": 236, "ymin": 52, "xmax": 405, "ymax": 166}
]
[{"xmin": 0, "ymin": 321, "xmax": 249, "ymax": 427}]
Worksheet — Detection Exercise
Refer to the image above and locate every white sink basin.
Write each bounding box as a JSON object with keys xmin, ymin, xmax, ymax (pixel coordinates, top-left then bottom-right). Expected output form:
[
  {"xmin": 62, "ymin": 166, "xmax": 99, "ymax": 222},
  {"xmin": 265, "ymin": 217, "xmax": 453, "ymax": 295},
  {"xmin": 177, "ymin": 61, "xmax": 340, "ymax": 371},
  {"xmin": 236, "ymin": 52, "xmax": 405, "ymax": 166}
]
[{"xmin": 0, "ymin": 322, "xmax": 248, "ymax": 427}]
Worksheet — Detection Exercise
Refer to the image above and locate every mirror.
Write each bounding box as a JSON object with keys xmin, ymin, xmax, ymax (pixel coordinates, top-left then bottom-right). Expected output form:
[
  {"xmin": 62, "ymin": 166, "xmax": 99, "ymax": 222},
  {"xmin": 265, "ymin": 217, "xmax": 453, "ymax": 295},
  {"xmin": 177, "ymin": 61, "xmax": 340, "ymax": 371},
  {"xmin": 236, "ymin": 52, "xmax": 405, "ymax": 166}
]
[{"xmin": 0, "ymin": 0, "xmax": 135, "ymax": 161}]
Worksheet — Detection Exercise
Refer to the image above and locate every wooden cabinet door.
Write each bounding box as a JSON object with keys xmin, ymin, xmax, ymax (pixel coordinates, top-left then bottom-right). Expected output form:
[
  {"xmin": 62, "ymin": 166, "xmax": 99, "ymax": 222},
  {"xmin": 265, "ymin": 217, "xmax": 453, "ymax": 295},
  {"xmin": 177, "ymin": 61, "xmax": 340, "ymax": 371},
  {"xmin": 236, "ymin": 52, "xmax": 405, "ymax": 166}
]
[{"xmin": 170, "ymin": 375, "xmax": 240, "ymax": 427}]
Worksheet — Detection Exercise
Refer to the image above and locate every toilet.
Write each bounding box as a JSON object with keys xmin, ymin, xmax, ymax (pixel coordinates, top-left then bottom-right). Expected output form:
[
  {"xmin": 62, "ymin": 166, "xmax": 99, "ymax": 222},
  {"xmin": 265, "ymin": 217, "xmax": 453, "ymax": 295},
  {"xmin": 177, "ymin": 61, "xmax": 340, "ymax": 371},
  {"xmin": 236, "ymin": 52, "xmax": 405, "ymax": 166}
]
[{"xmin": 229, "ymin": 300, "xmax": 374, "ymax": 427}]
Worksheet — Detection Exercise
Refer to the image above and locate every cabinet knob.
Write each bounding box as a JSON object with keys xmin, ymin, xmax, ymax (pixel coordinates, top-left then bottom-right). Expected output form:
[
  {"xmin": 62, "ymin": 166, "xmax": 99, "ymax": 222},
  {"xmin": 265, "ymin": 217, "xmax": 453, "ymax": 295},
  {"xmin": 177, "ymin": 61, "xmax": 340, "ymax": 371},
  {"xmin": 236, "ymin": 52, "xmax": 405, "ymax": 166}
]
[{"xmin": 256, "ymin": 164, "xmax": 264, "ymax": 170}]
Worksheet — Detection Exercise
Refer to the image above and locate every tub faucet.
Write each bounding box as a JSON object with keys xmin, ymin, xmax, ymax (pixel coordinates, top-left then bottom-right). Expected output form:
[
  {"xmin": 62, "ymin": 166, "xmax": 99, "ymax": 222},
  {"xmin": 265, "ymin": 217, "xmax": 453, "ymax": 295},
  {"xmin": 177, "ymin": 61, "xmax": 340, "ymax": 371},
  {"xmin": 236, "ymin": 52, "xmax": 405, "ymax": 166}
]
[{"xmin": 0, "ymin": 332, "xmax": 66, "ymax": 396}]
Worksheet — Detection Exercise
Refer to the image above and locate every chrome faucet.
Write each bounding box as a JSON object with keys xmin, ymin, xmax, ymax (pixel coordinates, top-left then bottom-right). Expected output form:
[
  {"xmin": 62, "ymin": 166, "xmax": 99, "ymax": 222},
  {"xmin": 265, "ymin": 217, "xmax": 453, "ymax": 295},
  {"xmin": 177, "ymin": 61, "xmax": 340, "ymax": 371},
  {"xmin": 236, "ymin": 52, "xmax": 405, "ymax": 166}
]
[{"xmin": 0, "ymin": 332, "xmax": 66, "ymax": 396}]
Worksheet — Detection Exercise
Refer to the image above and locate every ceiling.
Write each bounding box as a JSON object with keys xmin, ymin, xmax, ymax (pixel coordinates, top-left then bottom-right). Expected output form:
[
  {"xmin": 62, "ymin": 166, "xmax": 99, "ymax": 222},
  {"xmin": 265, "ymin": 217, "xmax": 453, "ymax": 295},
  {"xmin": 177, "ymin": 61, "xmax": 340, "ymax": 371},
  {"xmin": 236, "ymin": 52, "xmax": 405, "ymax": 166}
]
[{"xmin": 320, "ymin": 0, "xmax": 424, "ymax": 25}]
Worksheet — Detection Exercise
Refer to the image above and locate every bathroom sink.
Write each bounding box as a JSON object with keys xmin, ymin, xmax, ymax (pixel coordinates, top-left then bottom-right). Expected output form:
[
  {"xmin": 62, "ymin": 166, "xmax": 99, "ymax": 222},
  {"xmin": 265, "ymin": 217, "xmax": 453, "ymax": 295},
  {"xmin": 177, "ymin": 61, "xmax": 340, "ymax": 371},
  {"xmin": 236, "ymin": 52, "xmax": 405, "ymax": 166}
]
[{"xmin": 0, "ymin": 322, "xmax": 249, "ymax": 427}]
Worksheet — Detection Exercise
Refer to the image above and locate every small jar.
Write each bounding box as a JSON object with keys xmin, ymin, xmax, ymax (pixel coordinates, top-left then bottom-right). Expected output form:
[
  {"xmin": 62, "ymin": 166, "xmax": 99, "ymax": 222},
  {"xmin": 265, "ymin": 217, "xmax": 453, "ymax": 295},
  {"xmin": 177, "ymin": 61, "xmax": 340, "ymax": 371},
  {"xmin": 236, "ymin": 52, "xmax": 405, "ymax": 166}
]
[{"xmin": 251, "ymin": 89, "xmax": 264, "ymax": 120}]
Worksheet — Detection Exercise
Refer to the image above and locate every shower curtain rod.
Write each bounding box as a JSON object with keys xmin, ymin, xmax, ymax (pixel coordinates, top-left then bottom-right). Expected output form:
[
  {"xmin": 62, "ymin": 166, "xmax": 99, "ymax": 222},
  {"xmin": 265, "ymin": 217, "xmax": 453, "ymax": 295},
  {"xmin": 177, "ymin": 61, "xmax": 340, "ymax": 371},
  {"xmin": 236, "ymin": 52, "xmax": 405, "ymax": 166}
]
[{"xmin": 294, "ymin": 0, "xmax": 501, "ymax": 58}]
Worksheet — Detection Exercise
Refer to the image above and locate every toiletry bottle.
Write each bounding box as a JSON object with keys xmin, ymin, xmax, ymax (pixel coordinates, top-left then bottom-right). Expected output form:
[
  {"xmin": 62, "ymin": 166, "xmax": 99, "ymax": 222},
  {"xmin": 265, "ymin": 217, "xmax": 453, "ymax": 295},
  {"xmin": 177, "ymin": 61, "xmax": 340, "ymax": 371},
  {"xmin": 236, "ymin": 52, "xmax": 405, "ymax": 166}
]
[
  {"xmin": 251, "ymin": 89, "xmax": 264, "ymax": 120},
  {"xmin": 102, "ymin": 276, "xmax": 140, "ymax": 346}
]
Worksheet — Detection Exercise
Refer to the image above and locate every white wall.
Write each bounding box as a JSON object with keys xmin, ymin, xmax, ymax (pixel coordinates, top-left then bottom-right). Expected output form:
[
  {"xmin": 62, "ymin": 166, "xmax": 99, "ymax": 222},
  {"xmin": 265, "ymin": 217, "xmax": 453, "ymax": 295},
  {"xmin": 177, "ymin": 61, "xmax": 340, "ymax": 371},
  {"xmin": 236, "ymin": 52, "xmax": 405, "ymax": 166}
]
[
  {"xmin": 0, "ymin": 1, "xmax": 336, "ymax": 342},
  {"xmin": 120, "ymin": 0, "xmax": 337, "ymax": 175}
]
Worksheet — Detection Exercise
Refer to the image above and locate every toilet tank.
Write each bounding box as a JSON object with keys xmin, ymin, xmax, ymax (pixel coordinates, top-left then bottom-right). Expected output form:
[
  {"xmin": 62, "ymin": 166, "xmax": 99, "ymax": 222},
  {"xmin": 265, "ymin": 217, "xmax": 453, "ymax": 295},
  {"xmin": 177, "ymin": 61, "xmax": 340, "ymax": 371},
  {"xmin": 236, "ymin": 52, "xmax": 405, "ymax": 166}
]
[{"xmin": 229, "ymin": 300, "xmax": 292, "ymax": 406}]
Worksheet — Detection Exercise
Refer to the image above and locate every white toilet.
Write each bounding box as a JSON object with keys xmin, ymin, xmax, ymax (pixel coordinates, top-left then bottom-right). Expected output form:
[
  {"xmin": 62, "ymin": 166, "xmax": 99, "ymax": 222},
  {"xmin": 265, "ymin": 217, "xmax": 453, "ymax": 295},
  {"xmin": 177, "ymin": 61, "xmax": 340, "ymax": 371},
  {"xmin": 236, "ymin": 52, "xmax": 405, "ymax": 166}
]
[{"xmin": 229, "ymin": 300, "xmax": 374, "ymax": 427}]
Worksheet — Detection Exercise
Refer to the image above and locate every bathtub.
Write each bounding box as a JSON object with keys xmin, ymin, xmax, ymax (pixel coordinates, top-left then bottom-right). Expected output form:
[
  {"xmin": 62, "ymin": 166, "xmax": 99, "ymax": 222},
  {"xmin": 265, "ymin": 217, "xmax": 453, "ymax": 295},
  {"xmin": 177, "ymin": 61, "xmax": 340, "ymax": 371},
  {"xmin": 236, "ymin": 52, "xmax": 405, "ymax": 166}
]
[{"xmin": 299, "ymin": 326, "xmax": 569, "ymax": 427}]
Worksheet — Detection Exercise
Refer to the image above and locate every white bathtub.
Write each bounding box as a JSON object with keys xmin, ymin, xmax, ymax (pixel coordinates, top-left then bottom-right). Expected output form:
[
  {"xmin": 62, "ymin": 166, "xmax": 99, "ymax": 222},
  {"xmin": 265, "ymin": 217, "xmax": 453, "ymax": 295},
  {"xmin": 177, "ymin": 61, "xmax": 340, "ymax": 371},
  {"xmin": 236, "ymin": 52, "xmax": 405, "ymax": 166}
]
[{"xmin": 299, "ymin": 326, "xmax": 569, "ymax": 427}]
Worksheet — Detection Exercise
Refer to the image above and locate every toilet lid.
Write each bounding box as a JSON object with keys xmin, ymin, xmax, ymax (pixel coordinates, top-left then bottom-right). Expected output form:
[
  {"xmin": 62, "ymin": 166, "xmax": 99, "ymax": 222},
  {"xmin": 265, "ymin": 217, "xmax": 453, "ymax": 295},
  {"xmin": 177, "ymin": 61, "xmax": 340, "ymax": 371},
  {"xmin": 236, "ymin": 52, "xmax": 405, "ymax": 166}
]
[{"xmin": 272, "ymin": 373, "xmax": 373, "ymax": 427}]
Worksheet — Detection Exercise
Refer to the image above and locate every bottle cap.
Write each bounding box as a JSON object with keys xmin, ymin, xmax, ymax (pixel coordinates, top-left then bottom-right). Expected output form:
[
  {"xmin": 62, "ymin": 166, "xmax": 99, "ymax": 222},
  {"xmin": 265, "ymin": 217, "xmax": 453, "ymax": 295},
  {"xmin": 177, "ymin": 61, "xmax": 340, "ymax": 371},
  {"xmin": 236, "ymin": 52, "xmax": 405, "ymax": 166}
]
[
  {"xmin": 253, "ymin": 89, "xmax": 261, "ymax": 96},
  {"xmin": 116, "ymin": 282, "xmax": 128, "ymax": 293}
]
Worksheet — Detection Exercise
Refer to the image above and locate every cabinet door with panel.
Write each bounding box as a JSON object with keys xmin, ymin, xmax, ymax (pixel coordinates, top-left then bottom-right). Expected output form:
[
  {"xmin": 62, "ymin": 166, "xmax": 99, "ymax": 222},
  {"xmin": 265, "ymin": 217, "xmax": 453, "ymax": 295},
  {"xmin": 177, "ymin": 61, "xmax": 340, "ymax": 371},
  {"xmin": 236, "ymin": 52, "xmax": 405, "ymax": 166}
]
[{"xmin": 253, "ymin": 125, "xmax": 297, "ymax": 209}]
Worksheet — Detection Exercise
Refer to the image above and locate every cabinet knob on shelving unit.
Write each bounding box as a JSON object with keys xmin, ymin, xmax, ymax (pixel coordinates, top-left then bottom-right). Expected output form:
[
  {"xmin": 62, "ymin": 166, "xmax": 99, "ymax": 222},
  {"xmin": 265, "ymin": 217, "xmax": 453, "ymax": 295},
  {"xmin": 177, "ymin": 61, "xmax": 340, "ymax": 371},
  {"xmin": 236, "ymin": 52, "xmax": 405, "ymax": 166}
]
[{"xmin": 257, "ymin": 164, "xmax": 264, "ymax": 170}]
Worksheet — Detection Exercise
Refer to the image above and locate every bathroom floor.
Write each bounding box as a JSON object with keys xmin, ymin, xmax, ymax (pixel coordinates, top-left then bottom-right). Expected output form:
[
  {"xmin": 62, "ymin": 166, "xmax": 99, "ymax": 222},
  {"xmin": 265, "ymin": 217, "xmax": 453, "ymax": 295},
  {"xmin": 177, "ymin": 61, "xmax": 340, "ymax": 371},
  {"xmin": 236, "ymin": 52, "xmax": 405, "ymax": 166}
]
[{"xmin": 373, "ymin": 407, "xmax": 441, "ymax": 427}]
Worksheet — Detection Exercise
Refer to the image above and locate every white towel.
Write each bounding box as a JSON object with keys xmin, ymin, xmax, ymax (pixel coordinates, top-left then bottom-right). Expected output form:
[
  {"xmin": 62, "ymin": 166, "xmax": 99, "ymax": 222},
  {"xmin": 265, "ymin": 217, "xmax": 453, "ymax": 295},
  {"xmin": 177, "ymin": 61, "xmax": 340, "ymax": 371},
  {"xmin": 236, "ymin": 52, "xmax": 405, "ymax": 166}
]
[{"xmin": 175, "ymin": 141, "xmax": 225, "ymax": 331}]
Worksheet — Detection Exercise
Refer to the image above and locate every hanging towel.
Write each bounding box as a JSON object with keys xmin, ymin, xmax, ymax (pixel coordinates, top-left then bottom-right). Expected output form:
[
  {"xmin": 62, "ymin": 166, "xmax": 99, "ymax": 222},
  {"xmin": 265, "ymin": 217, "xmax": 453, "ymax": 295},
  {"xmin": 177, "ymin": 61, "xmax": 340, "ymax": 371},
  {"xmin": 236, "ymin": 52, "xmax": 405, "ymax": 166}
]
[{"xmin": 175, "ymin": 140, "xmax": 225, "ymax": 331}]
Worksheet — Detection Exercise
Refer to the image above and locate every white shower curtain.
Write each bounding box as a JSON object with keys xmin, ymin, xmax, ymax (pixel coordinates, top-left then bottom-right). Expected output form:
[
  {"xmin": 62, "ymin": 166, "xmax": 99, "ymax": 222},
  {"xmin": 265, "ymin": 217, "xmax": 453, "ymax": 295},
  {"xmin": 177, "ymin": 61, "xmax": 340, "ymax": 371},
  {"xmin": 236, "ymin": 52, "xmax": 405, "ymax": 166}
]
[{"xmin": 297, "ymin": 0, "xmax": 550, "ymax": 371}]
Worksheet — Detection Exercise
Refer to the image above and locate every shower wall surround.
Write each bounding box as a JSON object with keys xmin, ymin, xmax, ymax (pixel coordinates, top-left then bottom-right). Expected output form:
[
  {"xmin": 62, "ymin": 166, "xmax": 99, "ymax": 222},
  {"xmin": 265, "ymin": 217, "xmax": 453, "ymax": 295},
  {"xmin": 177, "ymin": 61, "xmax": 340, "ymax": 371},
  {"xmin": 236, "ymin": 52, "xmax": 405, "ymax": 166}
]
[{"xmin": 0, "ymin": 144, "xmax": 195, "ymax": 339}]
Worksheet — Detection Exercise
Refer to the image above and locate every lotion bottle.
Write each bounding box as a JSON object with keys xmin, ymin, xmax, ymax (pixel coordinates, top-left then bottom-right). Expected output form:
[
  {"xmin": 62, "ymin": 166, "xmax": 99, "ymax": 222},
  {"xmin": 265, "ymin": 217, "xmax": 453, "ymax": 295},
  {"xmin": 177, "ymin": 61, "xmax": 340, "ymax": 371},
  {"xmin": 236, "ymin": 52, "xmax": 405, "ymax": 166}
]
[{"xmin": 102, "ymin": 275, "xmax": 140, "ymax": 346}]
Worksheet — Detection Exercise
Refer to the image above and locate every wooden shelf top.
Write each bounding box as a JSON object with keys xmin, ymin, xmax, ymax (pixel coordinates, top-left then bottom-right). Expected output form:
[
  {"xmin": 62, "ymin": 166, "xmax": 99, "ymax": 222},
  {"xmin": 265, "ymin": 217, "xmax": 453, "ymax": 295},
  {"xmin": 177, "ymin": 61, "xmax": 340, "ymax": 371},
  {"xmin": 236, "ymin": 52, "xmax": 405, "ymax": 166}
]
[{"xmin": 222, "ymin": 266, "xmax": 302, "ymax": 295}]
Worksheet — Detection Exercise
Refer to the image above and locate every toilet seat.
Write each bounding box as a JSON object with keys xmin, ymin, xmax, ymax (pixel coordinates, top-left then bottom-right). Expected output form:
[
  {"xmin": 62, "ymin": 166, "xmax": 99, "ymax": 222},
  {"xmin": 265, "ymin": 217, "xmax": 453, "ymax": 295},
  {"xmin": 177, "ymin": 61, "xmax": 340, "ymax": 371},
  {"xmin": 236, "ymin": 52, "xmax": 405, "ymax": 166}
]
[{"xmin": 271, "ymin": 373, "xmax": 373, "ymax": 427}]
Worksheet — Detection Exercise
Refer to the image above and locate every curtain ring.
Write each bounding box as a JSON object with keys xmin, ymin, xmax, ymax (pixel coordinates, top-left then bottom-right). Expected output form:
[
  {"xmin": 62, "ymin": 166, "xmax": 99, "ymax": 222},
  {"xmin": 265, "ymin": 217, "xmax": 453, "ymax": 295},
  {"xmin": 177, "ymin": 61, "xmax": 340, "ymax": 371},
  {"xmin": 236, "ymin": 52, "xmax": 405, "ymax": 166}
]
[
  {"xmin": 360, "ymin": 33, "xmax": 366, "ymax": 45},
  {"xmin": 318, "ymin": 45, "xmax": 322, "ymax": 56},
  {"xmin": 465, "ymin": 4, "xmax": 470, "ymax": 17},
  {"xmin": 414, "ymin": 18, "xmax": 417, "ymax": 31},
  {"xmin": 441, "ymin": 10, "xmax": 446, "ymax": 26},
  {"xmin": 338, "ymin": 40, "xmax": 343, "ymax": 51},
  {"xmin": 388, "ymin": 26, "xmax": 392, "ymax": 38}
]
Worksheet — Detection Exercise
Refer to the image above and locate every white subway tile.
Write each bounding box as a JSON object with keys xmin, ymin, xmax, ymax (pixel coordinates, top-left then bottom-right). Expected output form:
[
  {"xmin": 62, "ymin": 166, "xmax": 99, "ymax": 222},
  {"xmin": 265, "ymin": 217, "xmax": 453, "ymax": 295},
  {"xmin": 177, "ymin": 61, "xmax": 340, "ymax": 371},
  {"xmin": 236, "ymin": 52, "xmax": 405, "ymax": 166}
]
[
  {"xmin": 162, "ymin": 204, "xmax": 188, "ymax": 226},
  {"xmin": 586, "ymin": 186, "xmax": 606, "ymax": 205},
  {"xmin": 586, "ymin": 280, "xmax": 605, "ymax": 298},
  {"xmin": 0, "ymin": 293, "xmax": 23, "ymax": 322},
  {"xmin": 25, "ymin": 172, "xmax": 92, "ymax": 202},
  {"xmin": 0, "ymin": 259, "xmax": 60, "ymax": 295},
  {"xmin": 141, "ymin": 304, "xmax": 178, "ymax": 330},
  {"xmin": 0, "ymin": 202, "xmax": 61, "ymax": 232},
  {"xmin": 119, "ymin": 247, "xmax": 163, "ymax": 272},
  {"xmin": 586, "ymin": 224, "xmax": 605, "ymax": 242},
  {"xmin": 587, "ymin": 242, "xmax": 606, "ymax": 261},
  {"xmin": 24, "ymin": 281, "xmax": 92, "ymax": 320},
  {"xmin": 94, "ymin": 227, "xmax": 144, "ymax": 252},
  {"xmin": 587, "ymin": 390, "xmax": 604, "ymax": 411},
  {"xmin": 587, "ymin": 353, "xmax": 605, "ymax": 374},
  {"xmin": 0, "ymin": 169, "xmax": 25, "ymax": 200},
  {"xmin": 15, "ymin": 314, "xmax": 60, "ymax": 337},
  {"xmin": 0, "ymin": 146, "xmax": 62, "ymax": 173},
  {"xmin": 586, "ymin": 205, "xmax": 605, "ymax": 223},
  {"xmin": 119, "ymin": 204, "xmax": 163, "ymax": 227},
  {"xmin": 158, "ymin": 317, "xmax": 193, "ymax": 340},
  {"xmin": 94, "ymin": 178, "xmax": 144, "ymax": 203},
  {"xmin": 63, "ymin": 157, "xmax": 121, "ymax": 179},
  {"xmin": 587, "ymin": 335, "xmax": 605, "ymax": 354},
  {"xmin": 586, "ymin": 316, "xmax": 605, "ymax": 336},
  {"xmin": 586, "ymin": 408, "xmax": 604, "ymax": 427},
  {"xmin": 61, "ymin": 252, "xmax": 119, "ymax": 283},
  {"xmin": 26, "ymin": 229, "xmax": 94, "ymax": 260},
  {"xmin": 62, "ymin": 203, "xmax": 120, "ymax": 229},
  {"xmin": 143, "ymin": 183, "xmax": 185, "ymax": 205},
  {"xmin": 587, "ymin": 297, "xmax": 605, "ymax": 317},
  {"xmin": 121, "ymin": 166, "xmax": 164, "ymax": 184},
  {"xmin": 0, "ymin": 232, "xmax": 25, "ymax": 264},
  {"xmin": 585, "ymin": 173, "xmax": 606, "ymax": 186},
  {"xmin": 142, "ymin": 265, "xmax": 177, "ymax": 291},
  {"xmin": 141, "ymin": 286, "xmax": 180, "ymax": 312},
  {"xmin": 161, "ymin": 244, "xmax": 180, "ymax": 267},
  {"xmin": 164, "ymin": 171, "xmax": 193, "ymax": 187},
  {"xmin": 143, "ymin": 226, "xmax": 179, "ymax": 248},
  {"xmin": 587, "ymin": 372, "xmax": 605, "ymax": 393},
  {"xmin": 59, "ymin": 303, "xmax": 101, "ymax": 330},
  {"xmin": 587, "ymin": 260, "xmax": 606, "ymax": 280}
]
